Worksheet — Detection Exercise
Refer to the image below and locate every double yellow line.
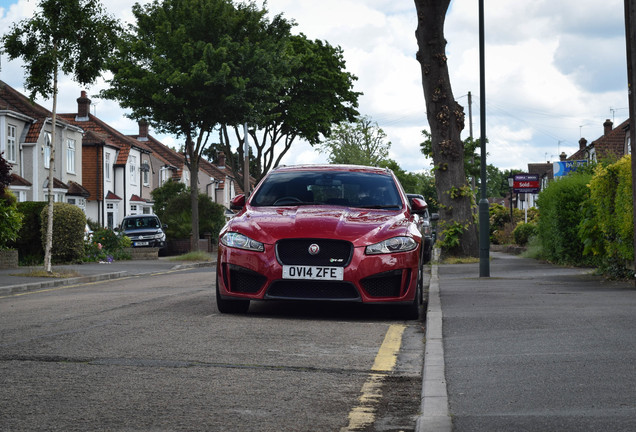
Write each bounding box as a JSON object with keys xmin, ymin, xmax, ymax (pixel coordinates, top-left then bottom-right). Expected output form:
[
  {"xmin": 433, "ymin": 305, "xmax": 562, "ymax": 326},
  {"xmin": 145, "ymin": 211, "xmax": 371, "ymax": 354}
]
[{"xmin": 342, "ymin": 324, "xmax": 406, "ymax": 431}]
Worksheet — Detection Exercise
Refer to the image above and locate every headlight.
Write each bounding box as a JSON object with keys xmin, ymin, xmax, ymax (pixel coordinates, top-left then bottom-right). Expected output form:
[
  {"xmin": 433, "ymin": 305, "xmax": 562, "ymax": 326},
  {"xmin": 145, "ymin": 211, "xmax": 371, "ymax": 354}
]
[
  {"xmin": 365, "ymin": 236, "xmax": 417, "ymax": 255},
  {"xmin": 221, "ymin": 232, "xmax": 264, "ymax": 252}
]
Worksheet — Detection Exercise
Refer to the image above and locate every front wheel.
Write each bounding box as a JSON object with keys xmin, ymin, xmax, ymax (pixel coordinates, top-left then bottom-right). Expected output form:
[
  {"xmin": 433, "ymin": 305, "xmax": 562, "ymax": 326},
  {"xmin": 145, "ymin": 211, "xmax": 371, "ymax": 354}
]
[
  {"xmin": 216, "ymin": 274, "xmax": 250, "ymax": 314},
  {"xmin": 401, "ymin": 263, "xmax": 422, "ymax": 320}
]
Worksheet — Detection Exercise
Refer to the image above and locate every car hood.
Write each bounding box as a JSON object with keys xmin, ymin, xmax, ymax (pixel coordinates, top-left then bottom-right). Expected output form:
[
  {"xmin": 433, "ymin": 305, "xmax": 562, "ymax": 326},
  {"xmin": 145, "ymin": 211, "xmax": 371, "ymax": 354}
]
[
  {"xmin": 226, "ymin": 206, "xmax": 414, "ymax": 246},
  {"xmin": 123, "ymin": 228, "xmax": 163, "ymax": 236}
]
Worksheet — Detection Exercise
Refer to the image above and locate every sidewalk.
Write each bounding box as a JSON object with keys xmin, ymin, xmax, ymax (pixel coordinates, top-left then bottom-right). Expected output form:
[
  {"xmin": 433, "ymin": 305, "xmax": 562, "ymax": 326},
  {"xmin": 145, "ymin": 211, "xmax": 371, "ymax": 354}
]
[
  {"xmin": 0, "ymin": 257, "xmax": 215, "ymax": 296},
  {"xmin": 419, "ymin": 251, "xmax": 636, "ymax": 432}
]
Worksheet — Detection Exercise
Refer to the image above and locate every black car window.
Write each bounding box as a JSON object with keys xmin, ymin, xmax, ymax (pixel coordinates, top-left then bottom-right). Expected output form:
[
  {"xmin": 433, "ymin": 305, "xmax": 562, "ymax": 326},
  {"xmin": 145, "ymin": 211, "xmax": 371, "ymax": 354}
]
[{"xmin": 250, "ymin": 171, "xmax": 402, "ymax": 209}]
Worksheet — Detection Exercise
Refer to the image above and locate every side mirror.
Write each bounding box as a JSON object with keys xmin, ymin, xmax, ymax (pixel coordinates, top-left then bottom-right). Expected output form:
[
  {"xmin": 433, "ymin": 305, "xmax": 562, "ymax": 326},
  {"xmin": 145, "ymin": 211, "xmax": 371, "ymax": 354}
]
[
  {"xmin": 162, "ymin": 224, "xmax": 168, "ymax": 229},
  {"xmin": 230, "ymin": 194, "xmax": 246, "ymax": 210},
  {"xmin": 410, "ymin": 197, "xmax": 428, "ymax": 214},
  {"xmin": 430, "ymin": 213, "xmax": 440, "ymax": 221}
]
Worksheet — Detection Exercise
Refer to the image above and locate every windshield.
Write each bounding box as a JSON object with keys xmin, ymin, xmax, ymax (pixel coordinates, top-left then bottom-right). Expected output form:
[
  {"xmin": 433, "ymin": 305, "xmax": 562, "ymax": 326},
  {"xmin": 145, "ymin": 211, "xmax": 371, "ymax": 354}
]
[
  {"xmin": 123, "ymin": 216, "xmax": 160, "ymax": 230},
  {"xmin": 250, "ymin": 170, "xmax": 403, "ymax": 209}
]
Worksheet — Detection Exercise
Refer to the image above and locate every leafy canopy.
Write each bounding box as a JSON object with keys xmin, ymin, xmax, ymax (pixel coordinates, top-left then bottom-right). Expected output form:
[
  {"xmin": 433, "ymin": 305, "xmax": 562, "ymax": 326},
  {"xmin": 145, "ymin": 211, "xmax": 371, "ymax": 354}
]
[{"xmin": 2, "ymin": 0, "xmax": 120, "ymax": 99}]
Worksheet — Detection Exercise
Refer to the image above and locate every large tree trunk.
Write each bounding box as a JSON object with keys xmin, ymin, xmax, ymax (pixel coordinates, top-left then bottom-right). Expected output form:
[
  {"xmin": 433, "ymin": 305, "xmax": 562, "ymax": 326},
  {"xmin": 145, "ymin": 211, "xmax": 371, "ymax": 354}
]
[{"xmin": 414, "ymin": 0, "xmax": 478, "ymax": 257}]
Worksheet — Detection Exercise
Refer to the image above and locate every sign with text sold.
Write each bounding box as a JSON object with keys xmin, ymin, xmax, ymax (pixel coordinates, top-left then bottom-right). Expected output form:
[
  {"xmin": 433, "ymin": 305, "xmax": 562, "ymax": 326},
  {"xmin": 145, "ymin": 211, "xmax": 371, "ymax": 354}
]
[{"xmin": 513, "ymin": 173, "xmax": 540, "ymax": 194}]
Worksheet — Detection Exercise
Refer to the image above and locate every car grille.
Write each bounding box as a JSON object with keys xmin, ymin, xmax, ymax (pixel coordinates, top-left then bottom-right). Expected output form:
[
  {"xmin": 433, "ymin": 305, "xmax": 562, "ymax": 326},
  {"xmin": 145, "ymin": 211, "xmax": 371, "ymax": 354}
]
[
  {"xmin": 227, "ymin": 265, "xmax": 267, "ymax": 294},
  {"xmin": 360, "ymin": 270, "xmax": 407, "ymax": 298},
  {"xmin": 276, "ymin": 239, "xmax": 353, "ymax": 266},
  {"xmin": 266, "ymin": 280, "xmax": 360, "ymax": 301}
]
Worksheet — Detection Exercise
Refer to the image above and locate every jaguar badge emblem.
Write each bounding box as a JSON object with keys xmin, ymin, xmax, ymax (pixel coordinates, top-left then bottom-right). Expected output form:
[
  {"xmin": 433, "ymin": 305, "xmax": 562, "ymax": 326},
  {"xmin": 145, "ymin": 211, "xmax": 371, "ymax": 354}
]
[{"xmin": 308, "ymin": 244, "xmax": 320, "ymax": 255}]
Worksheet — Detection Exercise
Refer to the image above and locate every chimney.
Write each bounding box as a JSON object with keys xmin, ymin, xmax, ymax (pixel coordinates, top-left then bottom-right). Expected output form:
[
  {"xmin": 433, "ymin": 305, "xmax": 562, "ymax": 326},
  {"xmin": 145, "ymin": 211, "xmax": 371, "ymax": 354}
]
[
  {"xmin": 218, "ymin": 152, "xmax": 226, "ymax": 168},
  {"xmin": 138, "ymin": 120, "xmax": 149, "ymax": 141},
  {"xmin": 559, "ymin": 152, "xmax": 567, "ymax": 161},
  {"xmin": 76, "ymin": 90, "xmax": 91, "ymax": 120},
  {"xmin": 603, "ymin": 119, "xmax": 613, "ymax": 136},
  {"xmin": 579, "ymin": 137, "xmax": 587, "ymax": 150}
]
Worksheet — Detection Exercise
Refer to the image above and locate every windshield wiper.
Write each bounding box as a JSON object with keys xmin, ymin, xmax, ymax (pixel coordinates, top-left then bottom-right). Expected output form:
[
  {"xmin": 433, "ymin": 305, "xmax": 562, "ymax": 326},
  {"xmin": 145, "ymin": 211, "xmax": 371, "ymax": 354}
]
[{"xmin": 356, "ymin": 205, "xmax": 401, "ymax": 209}]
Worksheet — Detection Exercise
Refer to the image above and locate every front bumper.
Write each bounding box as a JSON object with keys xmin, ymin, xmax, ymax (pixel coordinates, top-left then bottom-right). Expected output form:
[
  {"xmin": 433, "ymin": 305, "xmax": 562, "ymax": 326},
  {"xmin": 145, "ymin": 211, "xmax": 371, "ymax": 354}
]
[{"xmin": 217, "ymin": 243, "xmax": 420, "ymax": 304}]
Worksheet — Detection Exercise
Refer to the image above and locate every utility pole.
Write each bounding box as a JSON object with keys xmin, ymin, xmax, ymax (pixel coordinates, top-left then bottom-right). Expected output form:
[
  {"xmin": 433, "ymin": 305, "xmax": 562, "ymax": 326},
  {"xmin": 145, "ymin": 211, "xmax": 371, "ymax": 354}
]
[
  {"xmin": 469, "ymin": 91, "xmax": 476, "ymax": 191},
  {"xmin": 478, "ymin": 0, "xmax": 490, "ymax": 277},
  {"xmin": 624, "ymin": 0, "xmax": 636, "ymax": 284}
]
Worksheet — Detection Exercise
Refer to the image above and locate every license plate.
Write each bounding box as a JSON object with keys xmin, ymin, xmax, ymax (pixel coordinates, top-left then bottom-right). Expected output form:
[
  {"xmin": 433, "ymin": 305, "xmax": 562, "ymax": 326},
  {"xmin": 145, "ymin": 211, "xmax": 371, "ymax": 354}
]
[
  {"xmin": 282, "ymin": 265, "xmax": 344, "ymax": 280},
  {"xmin": 134, "ymin": 241, "xmax": 149, "ymax": 246}
]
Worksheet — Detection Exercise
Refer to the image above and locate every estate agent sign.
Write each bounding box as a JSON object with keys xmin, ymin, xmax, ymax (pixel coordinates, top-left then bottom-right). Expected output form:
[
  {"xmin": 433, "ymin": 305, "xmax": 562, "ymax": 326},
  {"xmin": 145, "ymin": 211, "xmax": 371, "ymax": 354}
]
[{"xmin": 513, "ymin": 173, "xmax": 540, "ymax": 194}]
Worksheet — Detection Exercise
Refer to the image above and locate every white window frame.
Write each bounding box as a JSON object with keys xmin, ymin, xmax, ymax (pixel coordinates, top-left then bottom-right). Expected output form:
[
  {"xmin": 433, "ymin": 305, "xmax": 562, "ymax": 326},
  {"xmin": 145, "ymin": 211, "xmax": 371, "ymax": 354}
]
[
  {"xmin": 105, "ymin": 152, "xmax": 111, "ymax": 181},
  {"xmin": 44, "ymin": 132, "xmax": 51, "ymax": 169},
  {"xmin": 130, "ymin": 155, "xmax": 137, "ymax": 185},
  {"xmin": 7, "ymin": 124, "xmax": 16, "ymax": 163},
  {"xmin": 66, "ymin": 138, "xmax": 76, "ymax": 174}
]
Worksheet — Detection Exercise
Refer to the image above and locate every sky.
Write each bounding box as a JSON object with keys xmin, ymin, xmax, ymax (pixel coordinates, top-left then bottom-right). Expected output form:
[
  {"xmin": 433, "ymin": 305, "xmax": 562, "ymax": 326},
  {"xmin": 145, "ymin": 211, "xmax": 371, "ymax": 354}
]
[{"xmin": 0, "ymin": 0, "xmax": 630, "ymax": 173}]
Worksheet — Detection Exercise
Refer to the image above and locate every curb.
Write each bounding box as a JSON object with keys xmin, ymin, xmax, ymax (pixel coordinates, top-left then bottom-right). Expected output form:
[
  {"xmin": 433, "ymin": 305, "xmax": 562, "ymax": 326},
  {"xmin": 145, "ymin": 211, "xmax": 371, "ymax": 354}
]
[
  {"xmin": 0, "ymin": 261, "xmax": 215, "ymax": 297},
  {"xmin": 416, "ymin": 255, "xmax": 452, "ymax": 432}
]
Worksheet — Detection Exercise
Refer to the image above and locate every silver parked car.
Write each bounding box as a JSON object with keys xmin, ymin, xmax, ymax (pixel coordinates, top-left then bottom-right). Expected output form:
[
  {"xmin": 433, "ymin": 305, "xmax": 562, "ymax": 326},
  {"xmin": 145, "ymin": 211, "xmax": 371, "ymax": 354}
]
[{"xmin": 119, "ymin": 215, "xmax": 167, "ymax": 248}]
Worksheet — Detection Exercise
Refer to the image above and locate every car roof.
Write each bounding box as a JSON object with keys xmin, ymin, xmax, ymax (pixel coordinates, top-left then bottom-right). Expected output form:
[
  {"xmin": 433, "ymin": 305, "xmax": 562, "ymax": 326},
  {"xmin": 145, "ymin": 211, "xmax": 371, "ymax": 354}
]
[{"xmin": 271, "ymin": 164, "xmax": 393, "ymax": 175}]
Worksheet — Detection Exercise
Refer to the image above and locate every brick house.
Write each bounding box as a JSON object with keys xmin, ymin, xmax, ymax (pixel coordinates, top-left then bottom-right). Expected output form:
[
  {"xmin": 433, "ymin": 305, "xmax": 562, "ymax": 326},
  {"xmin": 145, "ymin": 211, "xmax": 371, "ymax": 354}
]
[
  {"xmin": 0, "ymin": 80, "xmax": 86, "ymax": 208},
  {"xmin": 569, "ymin": 118, "xmax": 630, "ymax": 163},
  {"xmin": 59, "ymin": 92, "xmax": 153, "ymax": 228}
]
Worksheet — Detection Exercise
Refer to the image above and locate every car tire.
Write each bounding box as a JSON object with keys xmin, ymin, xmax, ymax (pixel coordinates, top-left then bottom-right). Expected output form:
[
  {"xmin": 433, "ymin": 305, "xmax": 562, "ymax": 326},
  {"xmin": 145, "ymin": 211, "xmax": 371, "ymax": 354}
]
[
  {"xmin": 215, "ymin": 274, "xmax": 250, "ymax": 314},
  {"xmin": 401, "ymin": 262, "xmax": 422, "ymax": 320}
]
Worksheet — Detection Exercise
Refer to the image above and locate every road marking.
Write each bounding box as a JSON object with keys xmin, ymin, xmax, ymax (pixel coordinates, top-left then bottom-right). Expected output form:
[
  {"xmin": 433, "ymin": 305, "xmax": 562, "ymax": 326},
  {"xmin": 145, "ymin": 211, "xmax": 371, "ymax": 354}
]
[{"xmin": 341, "ymin": 323, "xmax": 406, "ymax": 431}]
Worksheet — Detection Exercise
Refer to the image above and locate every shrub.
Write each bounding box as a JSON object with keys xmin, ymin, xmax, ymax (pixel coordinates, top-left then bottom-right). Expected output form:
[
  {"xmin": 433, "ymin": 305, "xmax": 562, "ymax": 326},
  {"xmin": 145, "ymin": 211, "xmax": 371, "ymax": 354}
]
[
  {"xmin": 513, "ymin": 222, "xmax": 537, "ymax": 246},
  {"xmin": 536, "ymin": 171, "xmax": 593, "ymax": 265},
  {"xmin": 0, "ymin": 190, "xmax": 23, "ymax": 250},
  {"xmin": 579, "ymin": 156, "xmax": 633, "ymax": 277},
  {"xmin": 84, "ymin": 228, "xmax": 131, "ymax": 262},
  {"xmin": 12, "ymin": 201, "xmax": 47, "ymax": 263},
  {"xmin": 41, "ymin": 203, "xmax": 86, "ymax": 263},
  {"xmin": 152, "ymin": 181, "xmax": 226, "ymax": 241}
]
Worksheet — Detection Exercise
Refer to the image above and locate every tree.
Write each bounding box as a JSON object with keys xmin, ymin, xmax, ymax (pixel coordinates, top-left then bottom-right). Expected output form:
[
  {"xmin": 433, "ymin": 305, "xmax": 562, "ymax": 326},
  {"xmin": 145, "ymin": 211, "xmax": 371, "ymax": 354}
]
[
  {"xmin": 151, "ymin": 180, "xmax": 226, "ymax": 242},
  {"xmin": 2, "ymin": 0, "xmax": 120, "ymax": 272},
  {"xmin": 102, "ymin": 0, "xmax": 295, "ymax": 251},
  {"xmin": 219, "ymin": 34, "xmax": 360, "ymax": 184},
  {"xmin": 318, "ymin": 116, "xmax": 389, "ymax": 166},
  {"xmin": 414, "ymin": 0, "xmax": 478, "ymax": 257}
]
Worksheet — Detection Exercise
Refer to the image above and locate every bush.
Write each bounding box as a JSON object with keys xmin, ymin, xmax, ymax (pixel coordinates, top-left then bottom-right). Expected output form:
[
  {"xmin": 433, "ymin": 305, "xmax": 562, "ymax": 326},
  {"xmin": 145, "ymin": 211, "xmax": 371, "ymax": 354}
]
[
  {"xmin": 536, "ymin": 171, "xmax": 593, "ymax": 265},
  {"xmin": 513, "ymin": 222, "xmax": 537, "ymax": 246},
  {"xmin": 12, "ymin": 201, "xmax": 47, "ymax": 264},
  {"xmin": 41, "ymin": 203, "xmax": 86, "ymax": 263},
  {"xmin": 579, "ymin": 156, "xmax": 633, "ymax": 277},
  {"xmin": 84, "ymin": 228, "xmax": 131, "ymax": 262},
  {"xmin": 0, "ymin": 190, "xmax": 23, "ymax": 250},
  {"xmin": 152, "ymin": 181, "xmax": 226, "ymax": 241}
]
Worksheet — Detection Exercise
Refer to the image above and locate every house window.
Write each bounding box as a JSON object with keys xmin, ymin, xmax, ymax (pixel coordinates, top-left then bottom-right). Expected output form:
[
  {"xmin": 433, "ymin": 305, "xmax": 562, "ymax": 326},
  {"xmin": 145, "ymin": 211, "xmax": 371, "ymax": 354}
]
[
  {"xmin": 130, "ymin": 155, "xmax": 137, "ymax": 185},
  {"xmin": 44, "ymin": 132, "xmax": 51, "ymax": 169},
  {"xmin": 67, "ymin": 138, "xmax": 76, "ymax": 174},
  {"xmin": 107, "ymin": 203, "xmax": 114, "ymax": 210},
  {"xmin": 7, "ymin": 124, "xmax": 16, "ymax": 163},
  {"xmin": 143, "ymin": 206, "xmax": 151, "ymax": 214},
  {"xmin": 105, "ymin": 152, "xmax": 111, "ymax": 180},
  {"xmin": 142, "ymin": 161, "xmax": 150, "ymax": 186}
]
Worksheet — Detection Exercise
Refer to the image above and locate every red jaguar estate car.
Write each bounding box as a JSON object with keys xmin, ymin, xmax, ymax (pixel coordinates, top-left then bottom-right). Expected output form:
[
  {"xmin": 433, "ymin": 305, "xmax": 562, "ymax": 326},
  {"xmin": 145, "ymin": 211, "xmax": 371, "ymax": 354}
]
[{"xmin": 215, "ymin": 164, "xmax": 429, "ymax": 319}]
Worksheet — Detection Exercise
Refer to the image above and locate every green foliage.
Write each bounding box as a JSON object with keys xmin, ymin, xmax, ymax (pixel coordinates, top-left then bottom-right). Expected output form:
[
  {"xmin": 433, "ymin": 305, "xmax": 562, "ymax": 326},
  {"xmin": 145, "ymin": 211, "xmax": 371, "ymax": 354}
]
[
  {"xmin": 2, "ymin": 0, "xmax": 121, "ymax": 100},
  {"xmin": 11, "ymin": 201, "xmax": 47, "ymax": 264},
  {"xmin": 319, "ymin": 116, "xmax": 389, "ymax": 166},
  {"xmin": 437, "ymin": 221, "xmax": 465, "ymax": 252},
  {"xmin": 513, "ymin": 222, "xmax": 538, "ymax": 246},
  {"xmin": 151, "ymin": 181, "xmax": 226, "ymax": 241},
  {"xmin": 40, "ymin": 203, "xmax": 85, "ymax": 263},
  {"xmin": 0, "ymin": 190, "xmax": 24, "ymax": 250},
  {"xmin": 84, "ymin": 228, "xmax": 131, "ymax": 262},
  {"xmin": 536, "ymin": 171, "xmax": 593, "ymax": 265},
  {"xmin": 578, "ymin": 156, "xmax": 633, "ymax": 277}
]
